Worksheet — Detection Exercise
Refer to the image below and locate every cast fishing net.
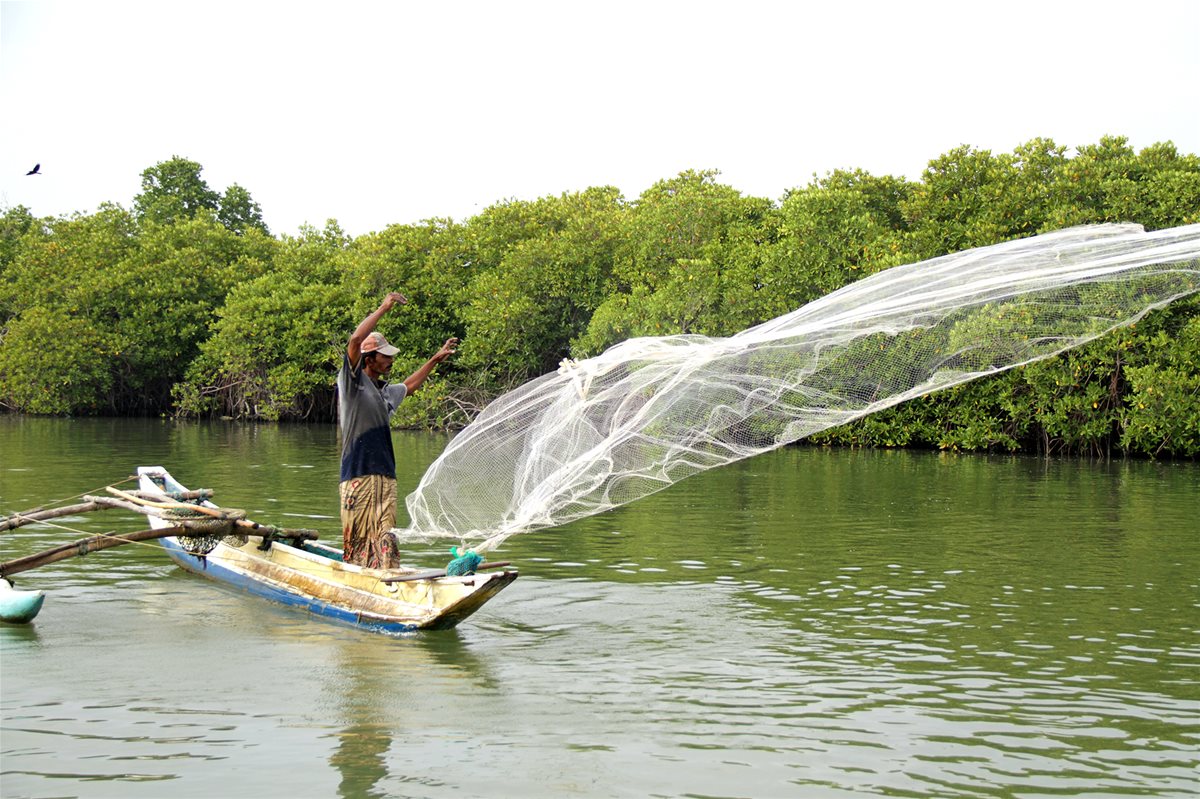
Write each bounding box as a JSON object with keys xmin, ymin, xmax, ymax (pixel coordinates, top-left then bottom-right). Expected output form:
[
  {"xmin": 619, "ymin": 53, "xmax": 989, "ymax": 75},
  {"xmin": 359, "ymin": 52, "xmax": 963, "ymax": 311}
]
[{"xmin": 398, "ymin": 223, "xmax": 1200, "ymax": 551}]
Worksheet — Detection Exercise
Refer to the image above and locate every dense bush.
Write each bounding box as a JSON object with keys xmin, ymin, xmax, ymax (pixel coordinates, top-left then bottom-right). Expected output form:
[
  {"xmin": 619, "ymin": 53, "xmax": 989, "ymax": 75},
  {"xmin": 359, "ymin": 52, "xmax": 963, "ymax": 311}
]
[{"xmin": 2, "ymin": 142, "xmax": 1198, "ymax": 457}]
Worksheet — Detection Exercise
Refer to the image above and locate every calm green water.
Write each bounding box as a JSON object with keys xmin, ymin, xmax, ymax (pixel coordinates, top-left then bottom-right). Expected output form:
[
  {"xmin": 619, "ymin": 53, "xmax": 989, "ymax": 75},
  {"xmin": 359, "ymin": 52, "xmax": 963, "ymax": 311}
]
[{"xmin": 1, "ymin": 416, "xmax": 1198, "ymax": 798}]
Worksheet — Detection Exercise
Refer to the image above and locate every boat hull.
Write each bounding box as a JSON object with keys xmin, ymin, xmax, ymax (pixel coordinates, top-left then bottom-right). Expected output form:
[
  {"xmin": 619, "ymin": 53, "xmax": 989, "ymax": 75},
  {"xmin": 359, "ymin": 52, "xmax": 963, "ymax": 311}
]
[
  {"xmin": 138, "ymin": 467, "xmax": 515, "ymax": 633},
  {"xmin": 159, "ymin": 537, "xmax": 516, "ymax": 632}
]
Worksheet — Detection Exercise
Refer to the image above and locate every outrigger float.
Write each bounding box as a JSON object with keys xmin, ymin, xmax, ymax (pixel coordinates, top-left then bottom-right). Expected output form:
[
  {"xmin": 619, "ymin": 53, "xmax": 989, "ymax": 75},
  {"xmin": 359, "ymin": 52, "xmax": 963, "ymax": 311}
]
[{"xmin": 0, "ymin": 466, "xmax": 516, "ymax": 632}]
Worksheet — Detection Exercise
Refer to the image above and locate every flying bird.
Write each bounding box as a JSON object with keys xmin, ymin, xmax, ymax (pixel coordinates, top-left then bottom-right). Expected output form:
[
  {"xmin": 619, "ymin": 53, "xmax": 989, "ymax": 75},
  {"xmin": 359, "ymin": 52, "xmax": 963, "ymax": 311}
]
[{"xmin": 26, "ymin": 164, "xmax": 41, "ymax": 175}]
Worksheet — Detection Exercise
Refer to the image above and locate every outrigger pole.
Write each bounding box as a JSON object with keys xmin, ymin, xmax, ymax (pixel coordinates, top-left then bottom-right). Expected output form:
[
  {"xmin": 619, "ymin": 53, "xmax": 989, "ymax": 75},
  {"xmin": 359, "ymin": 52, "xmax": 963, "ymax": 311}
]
[
  {"xmin": 1, "ymin": 486, "xmax": 318, "ymax": 580},
  {"xmin": 1, "ymin": 489, "xmax": 214, "ymax": 533},
  {"xmin": 1, "ymin": 525, "xmax": 188, "ymax": 578}
]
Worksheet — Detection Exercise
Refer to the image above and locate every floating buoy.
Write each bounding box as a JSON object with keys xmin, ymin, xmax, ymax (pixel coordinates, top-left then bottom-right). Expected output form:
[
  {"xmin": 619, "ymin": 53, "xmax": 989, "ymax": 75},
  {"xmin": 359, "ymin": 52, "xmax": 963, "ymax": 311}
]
[{"xmin": 0, "ymin": 578, "xmax": 45, "ymax": 624}]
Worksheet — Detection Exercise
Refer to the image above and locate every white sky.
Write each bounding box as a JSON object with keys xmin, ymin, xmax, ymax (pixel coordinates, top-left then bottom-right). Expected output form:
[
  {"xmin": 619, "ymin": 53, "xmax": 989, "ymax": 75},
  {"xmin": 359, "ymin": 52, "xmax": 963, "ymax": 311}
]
[{"xmin": 2, "ymin": 0, "xmax": 1198, "ymax": 238}]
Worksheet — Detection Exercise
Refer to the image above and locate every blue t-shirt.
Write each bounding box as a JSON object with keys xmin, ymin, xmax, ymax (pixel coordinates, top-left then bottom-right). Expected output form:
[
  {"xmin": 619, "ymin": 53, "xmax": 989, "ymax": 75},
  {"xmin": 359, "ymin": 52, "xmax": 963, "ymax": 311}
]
[{"xmin": 337, "ymin": 353, "xmax": 408, "ymax": 482}]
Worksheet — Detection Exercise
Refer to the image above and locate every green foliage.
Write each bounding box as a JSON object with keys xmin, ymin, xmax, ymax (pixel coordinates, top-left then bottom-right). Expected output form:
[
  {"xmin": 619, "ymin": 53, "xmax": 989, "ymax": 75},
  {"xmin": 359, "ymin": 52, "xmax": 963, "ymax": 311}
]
[
  {"xmin": 1048, "ymin": 137, "xmax": 1200, "ymax": 230},
  {"xmin": 1015, "ymin": 341, "xmax": 1126, "ymax": 457},
  {"xmin": 0, "ymin": 206, "xmax": 37, "ymax": 323},
  {"xmin": 135, "ymin": 155, "xmax": 270, "ymax": 235},
  {"xmin": 0, "ymin": 204, "xmax": 139, "ymax": 318},
  {"xmin": 0, "ymin": 201, "xmax": 274, "ymax": 414},
  {"xmin": 613, "ymin": 170, "xmax": 755, "ymax": 289},
  {"xmin": 0, "ymin": 206, "xmax": 139, "ymax": 413},
  {"xmin": 101, "ymin": 216, "xmax": 276, "ymax": 411},
  {"xmin": 174, "ymin": 226, "xmax": 353, "ymax": 420},
  {"xmin": 135, "ymin": 156, "xmax": 221, "ymax": 225},
  {"xmin": 574, "ymin": 171, "xmax": 775, "ymax": 355},
  {"xmin": 0, "ymin": 205, "xmax": 38, "ymax": 277},
  {"xmin": 901, "ymin": 139, "xmax": 1070, "ymax": 259},
  {"xmin": 762, "ymin": 170, "xmax": 911, "ymax": 311},
  {"xmin": 218, "ymin": 184, "xmax": 270, "ymax": 235},
  {"xmin": 0, "ymin": 306, "xmax": 113, "ymax": 413},
  {"xmin": 175, "ymin": 273, "xmax": 354, "ymax": 421},
  {"xmin": 388, "ymin": 374, "xmax": 469, "ymax": 429},
  {"xmin": 461, "ymin": 187, "xmax": 626, "ymax": 381},
  {"xmin": 2, "ymin": 145, "xmax": 1197, "ymax": 458},
  {"xmin": 1121, "ymin": 302, "xmax": 1200, "ymax": 457}
]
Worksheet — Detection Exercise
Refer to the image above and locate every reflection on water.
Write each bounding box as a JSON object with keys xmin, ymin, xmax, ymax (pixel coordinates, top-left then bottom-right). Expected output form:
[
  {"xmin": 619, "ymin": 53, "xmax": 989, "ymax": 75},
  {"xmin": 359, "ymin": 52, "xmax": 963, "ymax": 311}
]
[
  {"xmin": 321, "ymin": 626, "xmax": 499, "ymax": 798},
  {"xmin": 1, "ymin": 417, "xmax": 1199, "ymax": 797}
]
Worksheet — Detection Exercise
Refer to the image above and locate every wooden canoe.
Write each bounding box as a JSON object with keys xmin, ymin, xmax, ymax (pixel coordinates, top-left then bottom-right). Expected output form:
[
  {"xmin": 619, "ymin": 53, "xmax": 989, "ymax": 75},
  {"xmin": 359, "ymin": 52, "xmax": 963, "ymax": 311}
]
[{"xmin": 137, "ymin": 467, "xmax": 516, "ymax": 633}]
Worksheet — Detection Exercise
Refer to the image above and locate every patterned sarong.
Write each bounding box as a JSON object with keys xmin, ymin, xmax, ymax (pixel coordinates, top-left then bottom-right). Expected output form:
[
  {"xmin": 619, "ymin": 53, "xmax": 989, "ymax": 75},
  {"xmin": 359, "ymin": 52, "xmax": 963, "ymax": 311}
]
[{"xmin": 339, "ymin": 474, "xmax": 400, "ymax": 569}]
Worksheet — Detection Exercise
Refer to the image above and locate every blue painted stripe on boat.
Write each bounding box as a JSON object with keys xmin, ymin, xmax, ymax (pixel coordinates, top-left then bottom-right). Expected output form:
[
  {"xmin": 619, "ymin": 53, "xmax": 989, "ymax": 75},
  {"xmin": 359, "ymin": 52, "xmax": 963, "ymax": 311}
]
[{"xmin": 159, "ymin": 538, "xmax": 417, "ymax": 633}]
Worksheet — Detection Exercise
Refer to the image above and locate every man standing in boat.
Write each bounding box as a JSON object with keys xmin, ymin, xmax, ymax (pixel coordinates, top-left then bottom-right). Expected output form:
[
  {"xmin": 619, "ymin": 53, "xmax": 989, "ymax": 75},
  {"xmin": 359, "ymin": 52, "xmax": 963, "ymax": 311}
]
[{"xmin": 338, "ymin": 292, "xmax": 457, "ymax": 568}]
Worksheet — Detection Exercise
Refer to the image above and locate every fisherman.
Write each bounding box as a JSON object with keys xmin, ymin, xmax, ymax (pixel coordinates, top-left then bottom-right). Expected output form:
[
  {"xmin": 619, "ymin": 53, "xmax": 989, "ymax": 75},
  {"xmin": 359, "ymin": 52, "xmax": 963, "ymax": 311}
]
[{"xmin": 337, "ymin": 291, "xmax": 457, "ymax": 568}]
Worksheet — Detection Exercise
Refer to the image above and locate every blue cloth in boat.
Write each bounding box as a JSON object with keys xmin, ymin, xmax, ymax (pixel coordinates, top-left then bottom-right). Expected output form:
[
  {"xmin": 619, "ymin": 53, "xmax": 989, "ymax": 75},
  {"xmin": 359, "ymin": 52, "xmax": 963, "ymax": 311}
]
[{"xmin": 337, "ymin": 352, "xmax": 407, "ymax": 481}]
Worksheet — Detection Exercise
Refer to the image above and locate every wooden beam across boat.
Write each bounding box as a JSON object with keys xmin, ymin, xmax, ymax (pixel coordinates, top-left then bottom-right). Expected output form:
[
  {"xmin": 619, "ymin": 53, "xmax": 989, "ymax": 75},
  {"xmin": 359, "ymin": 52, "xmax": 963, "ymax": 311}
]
[
  {"xmin": 2, "ymin": 500, "xmax": 109, "ymax": 532},
  {"xmin": 3, "ymin": 493, "xmax": 317, "ymax": 544},
  {"xmin": 383, "ymin": 561, "xmax": 513, "ymax": 583},
  {"xmin": 1, "ymin": 525, "xmax": 187, "ymax": 578},
  {"xmin": 1, "ymin": 489, "xmax": 216, "ymax": 532}
]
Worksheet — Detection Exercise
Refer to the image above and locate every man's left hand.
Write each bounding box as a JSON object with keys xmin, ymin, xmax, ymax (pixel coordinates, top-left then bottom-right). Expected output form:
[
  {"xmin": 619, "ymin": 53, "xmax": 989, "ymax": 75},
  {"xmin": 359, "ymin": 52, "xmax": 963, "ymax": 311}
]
[{"xmin": 434, "ymin": 338, "xmax": 459, "ymax": 364}]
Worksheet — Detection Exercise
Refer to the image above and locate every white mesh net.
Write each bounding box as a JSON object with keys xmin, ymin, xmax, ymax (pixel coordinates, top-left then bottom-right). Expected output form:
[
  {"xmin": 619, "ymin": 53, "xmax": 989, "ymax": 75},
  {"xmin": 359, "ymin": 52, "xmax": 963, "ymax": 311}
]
[{"xmin": 399, "ymin": 223, "xmax": 1200, "ymax": 551}]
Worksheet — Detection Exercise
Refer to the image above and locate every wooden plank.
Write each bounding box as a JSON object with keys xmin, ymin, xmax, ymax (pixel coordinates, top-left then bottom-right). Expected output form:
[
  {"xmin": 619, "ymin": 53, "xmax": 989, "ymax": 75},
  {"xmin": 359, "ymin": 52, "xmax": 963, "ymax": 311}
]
[
  {"xmin": 382, "ymin": 561, "xmax": 513, "ymax": 583},
  {"xmin": 1, "ymin": 501, "xmax": 105, "ymax": 532},
  {"xmin": 0, "ymin": 526, "xmax": 186, "ymax": 578}
]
